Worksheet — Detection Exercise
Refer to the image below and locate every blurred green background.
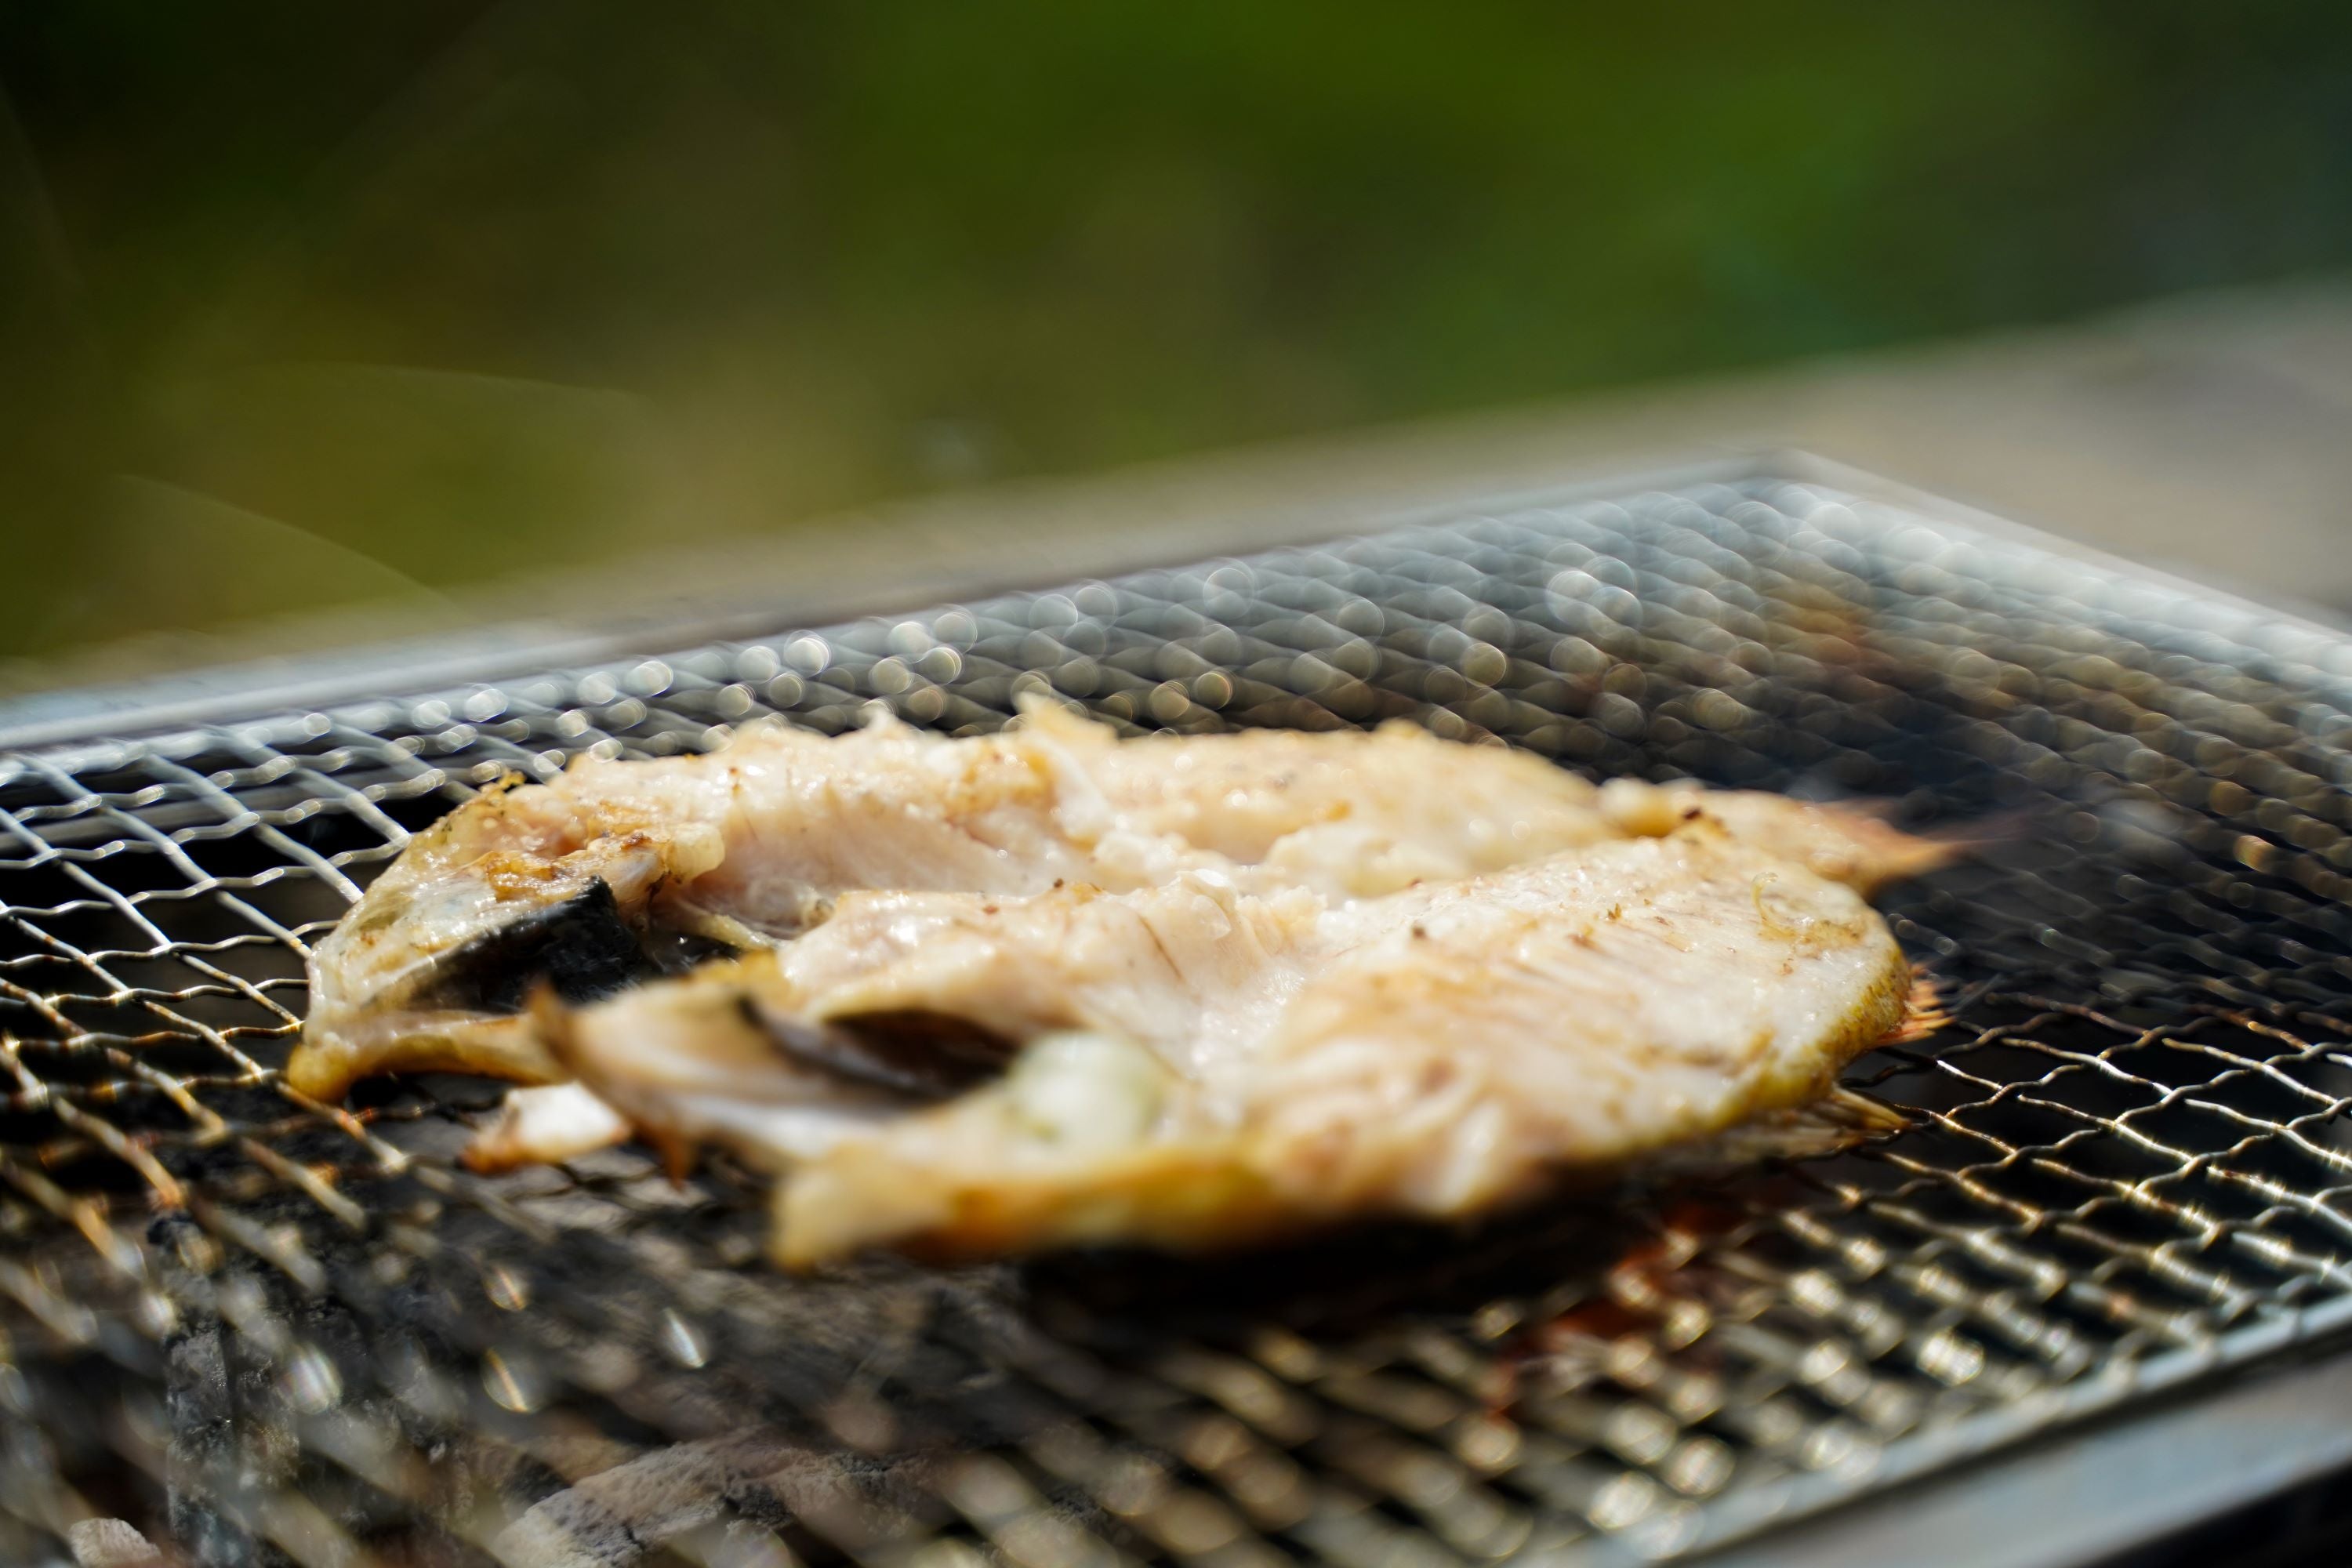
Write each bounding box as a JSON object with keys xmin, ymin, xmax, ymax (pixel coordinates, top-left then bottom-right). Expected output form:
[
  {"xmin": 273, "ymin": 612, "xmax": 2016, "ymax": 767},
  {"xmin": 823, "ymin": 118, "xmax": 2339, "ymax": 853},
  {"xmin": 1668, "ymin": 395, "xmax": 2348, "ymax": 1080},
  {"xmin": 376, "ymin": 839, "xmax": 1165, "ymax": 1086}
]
[{"xmin": 4, "ymin": 2, "xmax": 2350, "ymax": 670}]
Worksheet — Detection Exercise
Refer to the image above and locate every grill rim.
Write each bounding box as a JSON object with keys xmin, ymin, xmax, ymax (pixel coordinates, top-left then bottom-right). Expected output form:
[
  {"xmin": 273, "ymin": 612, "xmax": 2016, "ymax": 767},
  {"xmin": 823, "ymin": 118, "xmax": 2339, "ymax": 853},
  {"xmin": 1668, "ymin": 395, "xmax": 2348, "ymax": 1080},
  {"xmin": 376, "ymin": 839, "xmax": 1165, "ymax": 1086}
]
[
  {"xmin": 0, "ymin": 452, "xmax": 1780, "ymax": 751},
  {"xmin": 1693, "ymin": 1332, "xmax": 2352, "ymax": 1568},
  {"xmin": 20, "ymin": 445, "xmax": 2330, "ymax": 757},
  {"xmin": 1642, "ymin": 1293, "xmax": 2352, "ymax": 1566},
  {"xmin": 5, "ymin": 451, "xmax": 2351, "ymax": 1566}
]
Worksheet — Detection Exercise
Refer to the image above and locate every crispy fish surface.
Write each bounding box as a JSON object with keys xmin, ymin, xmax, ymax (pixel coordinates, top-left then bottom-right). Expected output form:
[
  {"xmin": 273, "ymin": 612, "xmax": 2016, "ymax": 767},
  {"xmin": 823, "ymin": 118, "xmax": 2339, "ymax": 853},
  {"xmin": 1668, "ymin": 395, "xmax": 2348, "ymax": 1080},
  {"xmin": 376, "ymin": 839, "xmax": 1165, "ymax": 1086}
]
[
  {"xmin": 291, "ymin": 705, "xmax": 1935, "ymax": 1102},
  {"xmin": 543, "ymin": 826, "xmax": 1911, "ymax": 1266},
  {"xmin": 292, "ymin": 709, "xmax": 1623, "ymax": 1098}
]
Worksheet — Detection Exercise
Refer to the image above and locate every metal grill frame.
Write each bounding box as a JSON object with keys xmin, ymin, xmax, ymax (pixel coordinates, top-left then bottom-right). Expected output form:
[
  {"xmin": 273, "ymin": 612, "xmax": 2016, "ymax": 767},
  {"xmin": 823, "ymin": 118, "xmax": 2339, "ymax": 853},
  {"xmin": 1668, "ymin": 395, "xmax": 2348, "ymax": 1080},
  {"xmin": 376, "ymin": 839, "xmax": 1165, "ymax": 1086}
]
[{"xmin": 5, "ymin": 452, "xmax": 2352, "ymax": 1568}]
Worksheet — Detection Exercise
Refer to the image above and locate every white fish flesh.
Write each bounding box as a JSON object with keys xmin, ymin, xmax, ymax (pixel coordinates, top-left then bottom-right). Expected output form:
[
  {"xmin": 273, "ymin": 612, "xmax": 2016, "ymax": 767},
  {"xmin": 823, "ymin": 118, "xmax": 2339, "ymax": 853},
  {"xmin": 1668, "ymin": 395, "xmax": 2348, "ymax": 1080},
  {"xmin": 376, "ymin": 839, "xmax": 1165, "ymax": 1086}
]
[
  {"xmin": 290, "ymin": 705, "xmax": 1934, "ymax": 1102},
  {"xmin": 540, "ymin": 824, "xmax": 1912, "ymax": 1265}
]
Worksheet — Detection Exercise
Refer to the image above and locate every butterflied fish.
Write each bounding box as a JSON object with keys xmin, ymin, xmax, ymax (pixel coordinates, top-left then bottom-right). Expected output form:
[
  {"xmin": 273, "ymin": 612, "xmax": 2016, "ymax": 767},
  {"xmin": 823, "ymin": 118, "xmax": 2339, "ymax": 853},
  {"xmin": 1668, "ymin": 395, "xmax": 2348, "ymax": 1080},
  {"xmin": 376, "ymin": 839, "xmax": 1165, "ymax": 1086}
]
[
  {"xmin": 539, "ymin": 825, "xmax": 1913, "ymax": 1265},
  {"xmin": 290, "ymin": 705, "xmax": 1945, "ymax": 1103}
]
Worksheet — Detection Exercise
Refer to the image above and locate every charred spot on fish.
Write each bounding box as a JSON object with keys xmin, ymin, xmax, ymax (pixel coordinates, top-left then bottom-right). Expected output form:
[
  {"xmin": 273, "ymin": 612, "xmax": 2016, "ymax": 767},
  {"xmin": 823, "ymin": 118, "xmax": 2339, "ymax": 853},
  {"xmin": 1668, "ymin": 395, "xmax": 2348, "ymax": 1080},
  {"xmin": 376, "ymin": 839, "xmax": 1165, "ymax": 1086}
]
[
  {"xmin": 742, "ymin": 999, "xmax": 1018, "ymax": 1099},
  {"xmin": 417, "ymin": 880, "xmax": 659, "ymax": 1014}
]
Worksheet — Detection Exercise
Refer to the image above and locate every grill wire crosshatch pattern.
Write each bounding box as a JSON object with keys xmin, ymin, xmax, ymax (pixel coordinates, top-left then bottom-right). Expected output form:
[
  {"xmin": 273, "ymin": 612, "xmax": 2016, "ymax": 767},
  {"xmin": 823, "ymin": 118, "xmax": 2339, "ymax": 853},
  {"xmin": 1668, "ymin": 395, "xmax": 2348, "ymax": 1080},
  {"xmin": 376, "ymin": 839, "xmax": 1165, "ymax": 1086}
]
[{"xmin": 7, "ymin": 465, "xmax": 2352, "ymax": 1567}]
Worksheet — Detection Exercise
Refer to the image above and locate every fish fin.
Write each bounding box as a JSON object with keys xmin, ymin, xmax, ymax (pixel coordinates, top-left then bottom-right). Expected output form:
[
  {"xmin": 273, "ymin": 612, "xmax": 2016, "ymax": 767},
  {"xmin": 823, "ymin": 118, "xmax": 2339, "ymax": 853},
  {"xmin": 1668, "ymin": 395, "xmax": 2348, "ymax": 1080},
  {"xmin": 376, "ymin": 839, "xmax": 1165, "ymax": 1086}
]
[
  {"xmin": 1808, "ymin": 808, "xmax": 1970, "ymax": 887},
  {"xmin": 1869, "ymin": 808, "xmax": 2032, "ymax": 883},
  {"xmin": 1885, "ymin": 967, "xmax": 1953, "ymax": 1044},
  {"xmin": 1646, "ymin": 1089, "xmax": 1907, "ymax": 1174}
]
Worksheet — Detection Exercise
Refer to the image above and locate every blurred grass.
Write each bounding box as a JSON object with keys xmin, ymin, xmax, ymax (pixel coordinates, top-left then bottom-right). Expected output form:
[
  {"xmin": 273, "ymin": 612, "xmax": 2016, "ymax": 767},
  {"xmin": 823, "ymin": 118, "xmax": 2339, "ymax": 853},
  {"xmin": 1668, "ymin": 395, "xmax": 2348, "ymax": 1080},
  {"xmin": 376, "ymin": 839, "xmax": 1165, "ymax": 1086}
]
[{"xmin": 2, "ymin": 2, "xmax": 2350, "ymax": 664}]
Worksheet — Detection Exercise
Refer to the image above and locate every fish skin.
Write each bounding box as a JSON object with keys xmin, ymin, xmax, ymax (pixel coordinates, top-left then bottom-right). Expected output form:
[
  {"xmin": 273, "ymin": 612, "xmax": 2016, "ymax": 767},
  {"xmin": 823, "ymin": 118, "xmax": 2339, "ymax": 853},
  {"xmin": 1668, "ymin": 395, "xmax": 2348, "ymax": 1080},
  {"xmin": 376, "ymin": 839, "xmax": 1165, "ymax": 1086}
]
[
  {"xmin": 290, "ymin": 789, "xmax": 716, "ymax": 1098},
  {"xmin": 541, "ymin": 826, "xmax": 1908, "ymax": 1266},
  {"xmin": 292, "ymin": 707, "xmax": 1943, "ymax": 1104}
]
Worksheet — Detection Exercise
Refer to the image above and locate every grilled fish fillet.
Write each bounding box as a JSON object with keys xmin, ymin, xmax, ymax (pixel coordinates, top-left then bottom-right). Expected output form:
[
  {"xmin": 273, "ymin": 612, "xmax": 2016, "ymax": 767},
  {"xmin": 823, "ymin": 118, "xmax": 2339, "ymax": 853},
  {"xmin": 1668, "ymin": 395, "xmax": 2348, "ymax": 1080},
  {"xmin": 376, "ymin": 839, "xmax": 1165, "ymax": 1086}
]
[
  {"xmin": 291, "ymin": 706, "xmax": 1940, "ymax": 1102},
  {"xmin": 292, "ymin": 710, "xmax": 1619, "ymax": 1098},
  {"xmin": 543, "ymin": 826, "xmax": 1910, "ymax": 1266}
]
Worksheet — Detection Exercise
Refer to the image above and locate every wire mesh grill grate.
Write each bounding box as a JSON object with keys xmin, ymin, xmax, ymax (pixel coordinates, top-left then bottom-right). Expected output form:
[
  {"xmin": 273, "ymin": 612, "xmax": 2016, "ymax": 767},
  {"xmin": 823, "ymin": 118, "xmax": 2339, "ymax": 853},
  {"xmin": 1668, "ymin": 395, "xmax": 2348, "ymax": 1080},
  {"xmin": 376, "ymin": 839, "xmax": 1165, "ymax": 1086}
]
[{"xmin": 7, "ymin": 468, "xmax": 2352, "ymax": 1566}]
